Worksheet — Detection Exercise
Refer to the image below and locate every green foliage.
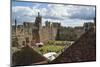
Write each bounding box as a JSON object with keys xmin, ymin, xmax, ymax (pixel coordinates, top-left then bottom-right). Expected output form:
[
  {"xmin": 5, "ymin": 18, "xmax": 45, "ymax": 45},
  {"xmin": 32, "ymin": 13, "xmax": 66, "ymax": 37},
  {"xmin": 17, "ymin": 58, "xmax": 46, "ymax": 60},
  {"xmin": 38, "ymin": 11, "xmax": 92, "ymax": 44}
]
[
  {"xmin": 47, "ymin": 40, "xmax": 67, "ymax": 46},
  {"xmin": 47, "ymin": 40, "xmax": 55, "ymax": 45},
  {"xmin": 37, "ymin": 45, "xmax": 64, "ymax": 54}
]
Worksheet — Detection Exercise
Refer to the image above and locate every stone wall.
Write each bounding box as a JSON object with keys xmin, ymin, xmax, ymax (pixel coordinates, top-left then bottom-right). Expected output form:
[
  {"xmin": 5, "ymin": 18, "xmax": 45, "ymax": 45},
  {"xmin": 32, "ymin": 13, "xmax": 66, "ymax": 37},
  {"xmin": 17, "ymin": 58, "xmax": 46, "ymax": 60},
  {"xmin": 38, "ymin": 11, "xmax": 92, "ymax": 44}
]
[
  {"xmin": 51, "ymin": 27, "xmax": 96, "ymax": 63},
  {"xmin": 12, "ymin": 21, "xmax": 59, "ymax": 46}
]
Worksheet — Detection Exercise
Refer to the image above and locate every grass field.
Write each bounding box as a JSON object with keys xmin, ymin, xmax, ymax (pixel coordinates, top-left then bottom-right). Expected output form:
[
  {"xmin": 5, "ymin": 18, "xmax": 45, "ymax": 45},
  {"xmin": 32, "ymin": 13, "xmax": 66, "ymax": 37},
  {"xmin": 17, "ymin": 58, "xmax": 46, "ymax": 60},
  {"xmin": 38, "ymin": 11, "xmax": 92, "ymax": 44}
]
[{"xmin": 37, "ymin": 45, "xmax": 65, "ymax": 54}]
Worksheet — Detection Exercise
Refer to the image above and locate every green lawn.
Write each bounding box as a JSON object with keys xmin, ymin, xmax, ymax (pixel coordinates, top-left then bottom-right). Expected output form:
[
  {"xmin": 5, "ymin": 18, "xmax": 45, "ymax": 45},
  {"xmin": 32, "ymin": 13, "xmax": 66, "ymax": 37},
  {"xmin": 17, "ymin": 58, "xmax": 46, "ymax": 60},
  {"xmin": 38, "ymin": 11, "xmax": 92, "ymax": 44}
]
[{"xmin": 37, "ymin": 45, "xmax": 64, "ymax": 54}]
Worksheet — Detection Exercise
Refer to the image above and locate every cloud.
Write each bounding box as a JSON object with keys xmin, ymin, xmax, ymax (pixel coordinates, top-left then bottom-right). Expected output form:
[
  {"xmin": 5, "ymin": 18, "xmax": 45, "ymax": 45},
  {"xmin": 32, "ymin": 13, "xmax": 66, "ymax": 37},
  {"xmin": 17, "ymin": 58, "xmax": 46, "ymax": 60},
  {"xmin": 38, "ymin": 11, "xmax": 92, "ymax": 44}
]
[
  {"xmin": 12, "ymin": 2, "xmax": 95, "ymax": 26},
  {"xmin": 67, "ymin": 5, "xmax": 96, "ymax": 20},
  {"xmin": 12, "ymin": 6, "xmax": 36, "ymax": 17},
  {"xmin": 12, "ymin": 6, "xmax": 39, "ymax": 24},
  {"xmin": 32, "ymin": 4, "xmax": 95, "ymax": 20},
  {"xmin": 45, "ymin": 4, "xmax": 68, "ymax": 19}
]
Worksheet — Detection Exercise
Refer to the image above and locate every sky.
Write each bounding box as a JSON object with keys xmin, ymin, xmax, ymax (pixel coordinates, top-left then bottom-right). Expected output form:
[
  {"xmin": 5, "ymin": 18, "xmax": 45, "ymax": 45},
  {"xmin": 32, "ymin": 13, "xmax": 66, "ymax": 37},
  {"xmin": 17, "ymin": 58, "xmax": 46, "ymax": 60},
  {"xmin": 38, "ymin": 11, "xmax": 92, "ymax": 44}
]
[{"xmin": 12, "ymin": 0, "xmax": 96, "ymax": 27}]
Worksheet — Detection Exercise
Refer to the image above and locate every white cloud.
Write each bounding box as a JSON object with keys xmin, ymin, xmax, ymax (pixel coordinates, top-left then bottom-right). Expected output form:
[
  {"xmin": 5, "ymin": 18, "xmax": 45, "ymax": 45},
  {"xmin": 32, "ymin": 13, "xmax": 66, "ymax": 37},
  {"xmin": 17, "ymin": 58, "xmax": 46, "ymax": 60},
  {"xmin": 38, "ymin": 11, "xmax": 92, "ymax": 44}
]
[
  {"xmin": 12, "ymin": 6, "xmax": 39, "ymax": 24},
  {"xmin": 12, "ymin": 3, "xmax": 95, "ymax": 26},
  {"xmin": 12, "ymin": 6, "xmax": 34, "ymax": 16},
  {"xmin": 67, "ymin": 5, "xmax": 96, "ymax": 20}
]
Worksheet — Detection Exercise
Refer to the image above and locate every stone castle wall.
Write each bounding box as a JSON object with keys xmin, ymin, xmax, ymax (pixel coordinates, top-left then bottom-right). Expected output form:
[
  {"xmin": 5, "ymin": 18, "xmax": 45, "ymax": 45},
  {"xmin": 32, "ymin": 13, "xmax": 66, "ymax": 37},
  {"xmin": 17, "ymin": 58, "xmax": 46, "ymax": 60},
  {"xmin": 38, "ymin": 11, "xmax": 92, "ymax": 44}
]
[
  {"xmin": 12, "ymin": 18, "xmax": 60, "ymax": 46},
  {"xmin": 39, "ymin": 24, "xmax": 58, "ymax": 43},
  {"xmin": 12, "ymin": 12, "xmax": 92, "ymax": 46}
]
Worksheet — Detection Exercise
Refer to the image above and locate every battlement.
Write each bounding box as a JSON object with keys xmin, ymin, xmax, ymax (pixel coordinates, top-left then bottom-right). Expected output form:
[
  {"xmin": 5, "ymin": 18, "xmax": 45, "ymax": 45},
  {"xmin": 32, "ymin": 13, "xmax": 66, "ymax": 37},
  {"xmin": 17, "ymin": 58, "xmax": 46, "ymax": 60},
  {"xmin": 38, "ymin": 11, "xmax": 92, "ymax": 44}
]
[
  {"xmin": 51, "ymin": 22, "xmax": 61, "ymax": 28},
  {"xmin": 45, "ymin": 21, "xmax": 61, "ymax": 28},
  {"xmin": 23, "ymin": 22, "xmax": 34, "ymax": 28},
  {"xmin": 45, "ymin": 21, "xmax": 51, "ymax": 27}
]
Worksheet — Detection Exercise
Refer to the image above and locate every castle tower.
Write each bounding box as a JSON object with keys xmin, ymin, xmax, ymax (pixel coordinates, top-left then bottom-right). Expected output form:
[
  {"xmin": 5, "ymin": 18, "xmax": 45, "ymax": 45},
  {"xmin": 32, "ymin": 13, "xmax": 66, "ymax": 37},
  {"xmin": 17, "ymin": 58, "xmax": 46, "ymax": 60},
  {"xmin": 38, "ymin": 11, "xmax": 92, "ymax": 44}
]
[
  {"xmin": 33, "ymin": 12, "xmax": 42, "ymax": 43},
  {"xmin": 51, "ymin": 22, "xmax": 61, "ymax": 29},
  {"xmin": 45, "ymin": 21, "xmax": 51, "ymax": 28},
  {"xmin": 35, "ymin": 12, "xmax": 42, "ymax": 30}
]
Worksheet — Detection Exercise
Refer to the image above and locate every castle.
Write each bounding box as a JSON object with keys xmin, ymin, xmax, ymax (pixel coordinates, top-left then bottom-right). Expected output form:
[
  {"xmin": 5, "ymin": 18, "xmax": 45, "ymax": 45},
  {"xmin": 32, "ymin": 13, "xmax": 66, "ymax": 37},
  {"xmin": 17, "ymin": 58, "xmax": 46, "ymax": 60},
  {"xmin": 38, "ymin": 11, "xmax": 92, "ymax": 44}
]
[
  {"xmin": 12, "ymin": 12, "xmax": 95, "ymax": 47},
  {"xmin": 12, "ymin": 12, "xmax": 61, "ymax": 46}
]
